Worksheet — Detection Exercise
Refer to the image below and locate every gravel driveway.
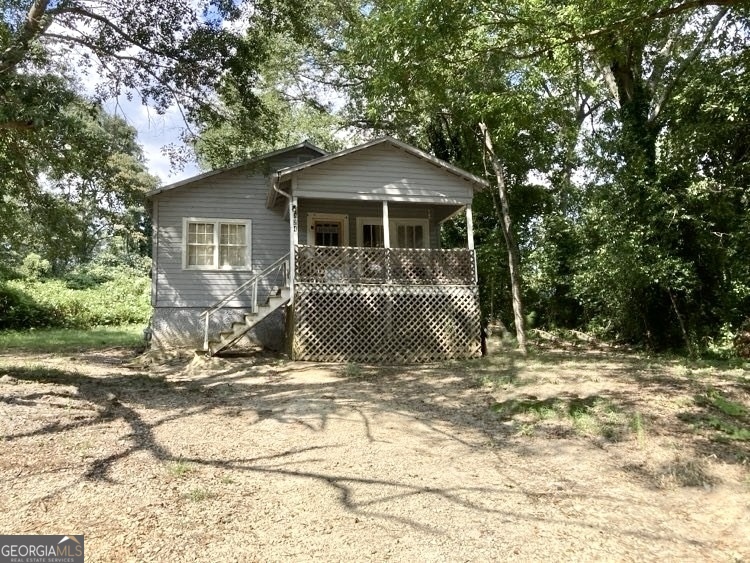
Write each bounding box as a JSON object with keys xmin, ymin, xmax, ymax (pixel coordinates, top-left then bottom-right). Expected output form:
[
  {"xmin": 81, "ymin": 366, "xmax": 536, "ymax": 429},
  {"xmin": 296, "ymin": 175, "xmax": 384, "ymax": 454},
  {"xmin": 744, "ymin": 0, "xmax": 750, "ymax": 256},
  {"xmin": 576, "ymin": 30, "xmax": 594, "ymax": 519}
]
[{"xmin": 1, "ymin": 347, "xmax": 748, "ymax": 561}]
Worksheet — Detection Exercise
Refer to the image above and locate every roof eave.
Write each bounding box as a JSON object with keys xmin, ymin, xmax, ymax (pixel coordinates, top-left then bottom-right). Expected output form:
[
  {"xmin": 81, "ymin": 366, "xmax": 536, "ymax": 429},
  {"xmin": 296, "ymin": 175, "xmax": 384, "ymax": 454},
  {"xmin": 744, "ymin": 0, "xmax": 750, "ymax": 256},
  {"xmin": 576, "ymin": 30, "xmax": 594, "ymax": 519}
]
[{"xmin": 146, "ymin": 140, "xmax": 327, "ymax": 198}]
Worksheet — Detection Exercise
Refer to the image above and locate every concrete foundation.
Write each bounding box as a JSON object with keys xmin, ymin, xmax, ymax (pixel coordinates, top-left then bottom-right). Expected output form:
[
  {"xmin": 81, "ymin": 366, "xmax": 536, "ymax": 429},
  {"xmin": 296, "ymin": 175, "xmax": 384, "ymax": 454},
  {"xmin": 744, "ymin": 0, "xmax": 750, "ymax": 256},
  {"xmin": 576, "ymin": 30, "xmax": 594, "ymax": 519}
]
[{"xmin": 150, "ymin": 306, "xmax": 286, "ymax": 351}]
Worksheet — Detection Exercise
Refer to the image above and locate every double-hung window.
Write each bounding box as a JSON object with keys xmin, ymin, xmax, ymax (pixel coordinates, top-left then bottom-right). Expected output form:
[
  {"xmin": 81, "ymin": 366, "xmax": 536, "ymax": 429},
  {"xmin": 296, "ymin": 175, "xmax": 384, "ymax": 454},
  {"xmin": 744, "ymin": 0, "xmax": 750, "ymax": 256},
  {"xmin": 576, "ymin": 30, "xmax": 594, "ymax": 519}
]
[
  {"xmin": 356, "ymin": 217, "xmax": 430, "ymax": 249},
  {"xmin": 183, "ymin": 218, "xmax": 251, "ymax": 270},
  {"xmin": 391, "ymin": 219, "xmax": 429, "ymax": 249}
]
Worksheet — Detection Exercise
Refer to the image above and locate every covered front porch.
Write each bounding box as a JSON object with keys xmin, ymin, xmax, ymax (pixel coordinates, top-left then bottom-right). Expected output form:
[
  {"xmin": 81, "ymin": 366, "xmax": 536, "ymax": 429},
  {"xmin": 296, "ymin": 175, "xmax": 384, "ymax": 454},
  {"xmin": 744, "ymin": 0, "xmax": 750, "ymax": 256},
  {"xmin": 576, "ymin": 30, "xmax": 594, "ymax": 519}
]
[
  {"xmin": 268, "ymin": 136, "xmax": 486, "ymax": 362},
  {"xmin": 289, "ymin": 196, "xmax": 478, "ymax": 283},
  {"xmin": 286, "ymin": 199, "xmax": 481, "ymax": 363}
]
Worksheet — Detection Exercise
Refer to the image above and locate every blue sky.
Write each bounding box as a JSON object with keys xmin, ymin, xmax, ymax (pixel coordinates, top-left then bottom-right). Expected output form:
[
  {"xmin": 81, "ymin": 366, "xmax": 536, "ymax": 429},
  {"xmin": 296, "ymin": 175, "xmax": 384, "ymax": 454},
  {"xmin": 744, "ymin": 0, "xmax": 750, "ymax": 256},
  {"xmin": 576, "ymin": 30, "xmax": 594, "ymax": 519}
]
[{"xmin": 103, "ymin": 97, "xmax": 201, "ymax": 185}]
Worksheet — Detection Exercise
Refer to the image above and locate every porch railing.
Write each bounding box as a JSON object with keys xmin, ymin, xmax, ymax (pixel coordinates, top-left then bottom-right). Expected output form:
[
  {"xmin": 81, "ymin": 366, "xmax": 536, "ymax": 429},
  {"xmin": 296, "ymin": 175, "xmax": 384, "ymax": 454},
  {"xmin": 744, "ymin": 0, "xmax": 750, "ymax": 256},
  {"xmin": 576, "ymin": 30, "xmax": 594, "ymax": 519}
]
[
  {"xmin": 200, "ymin": 254, "xmax": 289, "ymax": 350},
  {"xmin": 295, "ymin": 245, "xmax": 475, "ymax": 286}
]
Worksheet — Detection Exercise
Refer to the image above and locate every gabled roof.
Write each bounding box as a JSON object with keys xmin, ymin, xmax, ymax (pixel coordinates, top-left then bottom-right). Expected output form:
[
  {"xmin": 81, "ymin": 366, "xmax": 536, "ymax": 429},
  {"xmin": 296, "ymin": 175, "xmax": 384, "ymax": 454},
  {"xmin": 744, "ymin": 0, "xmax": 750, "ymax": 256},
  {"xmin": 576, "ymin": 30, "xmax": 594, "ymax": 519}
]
[
  {"xmin": 146, "ymin": 140, "xmax": 327, "ymax": 198},
  {"xmin": 273, "ymin": 135, "xmax": 489, "ymax": 189}
]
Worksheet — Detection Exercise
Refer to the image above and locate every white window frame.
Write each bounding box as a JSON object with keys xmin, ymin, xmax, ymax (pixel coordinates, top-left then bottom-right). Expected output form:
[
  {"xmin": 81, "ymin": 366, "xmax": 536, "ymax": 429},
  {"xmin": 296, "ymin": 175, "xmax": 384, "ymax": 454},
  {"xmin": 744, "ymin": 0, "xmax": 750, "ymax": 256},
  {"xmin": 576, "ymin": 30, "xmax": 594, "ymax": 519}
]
[
  {"xmin": 390, "ymin": 218, "xmax": 430, "ymax": 249},
  {"xmin": 306, "ymin": 213, "xmax": 349, "ymax": 246},
  {"xmin": 356, "ymin": 217, "xmax": 384, "ymax": 247},
  {"xmin": 182, "ymin": 217, "xmax": 252, "ymax": 271}
]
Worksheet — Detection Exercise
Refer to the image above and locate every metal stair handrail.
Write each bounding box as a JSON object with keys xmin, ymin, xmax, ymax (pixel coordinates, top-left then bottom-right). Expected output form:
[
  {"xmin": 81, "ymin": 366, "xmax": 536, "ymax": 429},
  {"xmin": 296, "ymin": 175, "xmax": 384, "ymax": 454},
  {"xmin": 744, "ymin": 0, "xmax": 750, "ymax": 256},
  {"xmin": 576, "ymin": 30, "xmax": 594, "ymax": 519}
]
[{"xmin": 200, "ymin": 254, "xmax": 289, "ymax": 350}]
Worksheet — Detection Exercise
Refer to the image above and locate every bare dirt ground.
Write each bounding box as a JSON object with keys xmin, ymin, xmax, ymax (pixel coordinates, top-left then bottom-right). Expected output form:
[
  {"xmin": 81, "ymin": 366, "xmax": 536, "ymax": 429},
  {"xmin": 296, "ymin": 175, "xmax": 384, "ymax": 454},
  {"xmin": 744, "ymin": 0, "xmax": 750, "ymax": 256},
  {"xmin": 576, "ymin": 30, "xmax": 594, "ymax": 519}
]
[{"xmin": 1, "ymin": 341, "xmax": 749, "ymax": 562}]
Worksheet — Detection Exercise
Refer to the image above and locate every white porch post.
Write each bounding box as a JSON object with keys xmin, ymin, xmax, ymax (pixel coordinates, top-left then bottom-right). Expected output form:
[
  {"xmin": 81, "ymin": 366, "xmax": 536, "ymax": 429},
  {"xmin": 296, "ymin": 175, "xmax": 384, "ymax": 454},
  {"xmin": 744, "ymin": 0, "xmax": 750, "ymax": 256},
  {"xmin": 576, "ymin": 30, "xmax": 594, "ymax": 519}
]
[
  {"xmin": 289, "ymin": 196, "xmax": 298, "ymax": 301},
  {"xmin": 466, "ymin": 204, "xmax": 478, "ymax": 283},
  {"xmin": 466, "ymin": 204, "xmax": 475, "ymax": 250},
  {"xmin": 382, "ymin": 200, "xmax": 390, "ymax": 248}
]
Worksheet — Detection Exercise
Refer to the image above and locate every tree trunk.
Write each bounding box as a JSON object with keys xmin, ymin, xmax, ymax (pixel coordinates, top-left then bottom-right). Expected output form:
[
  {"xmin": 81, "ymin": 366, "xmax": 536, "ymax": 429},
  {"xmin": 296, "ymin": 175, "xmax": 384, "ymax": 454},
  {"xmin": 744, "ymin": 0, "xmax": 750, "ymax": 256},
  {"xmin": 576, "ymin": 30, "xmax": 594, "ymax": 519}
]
[
  {"xmin": 0, "ymin": 0, "xmax": 52, "ymax": 75},
  {"xmin": 479, "ymin": 121, "xmax": 527, "ymax": 355}
]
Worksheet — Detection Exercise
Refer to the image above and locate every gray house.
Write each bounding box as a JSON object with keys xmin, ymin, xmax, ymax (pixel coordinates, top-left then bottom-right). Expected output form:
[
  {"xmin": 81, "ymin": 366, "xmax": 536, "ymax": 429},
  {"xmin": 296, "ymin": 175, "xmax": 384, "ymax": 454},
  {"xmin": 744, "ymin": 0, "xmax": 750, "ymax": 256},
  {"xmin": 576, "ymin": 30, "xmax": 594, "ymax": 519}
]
[{"xmin": 147, "ymin": 136, "xmax": 487, "ymax": 363}]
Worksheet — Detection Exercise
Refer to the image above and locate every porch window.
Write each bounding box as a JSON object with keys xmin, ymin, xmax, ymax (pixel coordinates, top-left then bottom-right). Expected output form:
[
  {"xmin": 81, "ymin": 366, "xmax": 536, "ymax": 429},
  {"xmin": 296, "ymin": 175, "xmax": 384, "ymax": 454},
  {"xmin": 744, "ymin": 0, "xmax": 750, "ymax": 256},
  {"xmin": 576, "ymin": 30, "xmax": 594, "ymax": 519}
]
[
  {"xmin": 307, "ymin": 213, "xmax": 349, "ymax": 247},
  {"xmin": 392, "ymin": 219, "xmax": 429, "ymax": 249},
  {"xmin": 183, "ymin": 218, "xmax": 251, "ymax": 270},
  {"xmin": 315, "ymin": 222, "xmax": 341, "ymax": 246},
  {"xmin": 356, "ymin": 217, "xmax": 384, "ymax": 248}
]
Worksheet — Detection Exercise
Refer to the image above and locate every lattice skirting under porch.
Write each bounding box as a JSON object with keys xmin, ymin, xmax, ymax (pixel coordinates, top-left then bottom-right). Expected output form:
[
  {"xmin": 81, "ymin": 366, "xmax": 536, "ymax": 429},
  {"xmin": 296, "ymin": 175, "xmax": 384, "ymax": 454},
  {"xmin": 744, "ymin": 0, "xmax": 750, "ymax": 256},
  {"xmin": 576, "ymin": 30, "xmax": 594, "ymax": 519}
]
[{"xmin": 292, "ymin": 283, "xmax": 481, "ymax": 363}]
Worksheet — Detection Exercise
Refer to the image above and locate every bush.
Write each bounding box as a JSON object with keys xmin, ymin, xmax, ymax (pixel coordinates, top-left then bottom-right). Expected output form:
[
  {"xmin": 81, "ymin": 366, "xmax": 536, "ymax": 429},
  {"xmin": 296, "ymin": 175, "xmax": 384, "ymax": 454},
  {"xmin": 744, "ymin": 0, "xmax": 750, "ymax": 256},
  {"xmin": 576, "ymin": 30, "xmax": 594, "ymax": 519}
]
[
  {"xmin": 0, "ymin": 282, "xmax": 48, "ymax": 329},
  {"xmin": 1, "ymin": 274, "xmax": 150, "ymax": 330},
  {"xmin": 19, "ymin": 253, "xmax": 51, "ymax": 279}
]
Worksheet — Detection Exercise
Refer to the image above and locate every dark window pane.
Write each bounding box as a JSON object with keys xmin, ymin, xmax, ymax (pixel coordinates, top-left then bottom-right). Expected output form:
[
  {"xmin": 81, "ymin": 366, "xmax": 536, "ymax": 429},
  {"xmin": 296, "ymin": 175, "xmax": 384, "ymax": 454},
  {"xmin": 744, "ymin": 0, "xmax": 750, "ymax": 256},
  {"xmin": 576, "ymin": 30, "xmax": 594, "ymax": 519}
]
[{"xmin": 315, "ymin": 222, "xmax": 340, "ymax": 246}]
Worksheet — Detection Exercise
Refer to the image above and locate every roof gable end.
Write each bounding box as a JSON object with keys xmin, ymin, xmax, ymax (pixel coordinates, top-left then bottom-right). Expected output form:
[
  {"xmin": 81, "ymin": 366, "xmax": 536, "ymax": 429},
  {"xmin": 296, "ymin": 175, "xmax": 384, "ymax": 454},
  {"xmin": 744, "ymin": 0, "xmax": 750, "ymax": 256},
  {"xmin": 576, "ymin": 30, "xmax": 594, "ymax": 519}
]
[{"xmin": 275, "ymin": 136, "xmax": 488, "ymax": 188}]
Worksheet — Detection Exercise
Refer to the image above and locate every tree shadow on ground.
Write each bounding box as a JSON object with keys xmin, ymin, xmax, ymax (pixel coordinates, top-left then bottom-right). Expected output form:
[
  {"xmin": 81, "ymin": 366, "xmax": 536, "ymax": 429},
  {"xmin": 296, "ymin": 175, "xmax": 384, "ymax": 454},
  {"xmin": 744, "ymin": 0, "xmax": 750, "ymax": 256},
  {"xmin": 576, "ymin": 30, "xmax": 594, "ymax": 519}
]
[{"xmin": 0, "ymin": 345, "xmax": 748, "ymax": 539}]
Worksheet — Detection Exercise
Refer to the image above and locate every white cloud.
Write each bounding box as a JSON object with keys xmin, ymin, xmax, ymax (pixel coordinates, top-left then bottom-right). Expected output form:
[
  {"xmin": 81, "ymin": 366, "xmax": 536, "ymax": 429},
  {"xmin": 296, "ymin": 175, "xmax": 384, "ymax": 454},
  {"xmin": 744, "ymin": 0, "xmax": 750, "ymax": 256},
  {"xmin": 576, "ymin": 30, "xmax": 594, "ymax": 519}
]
[
  {"xmin": 104, "ymin": 97, "xmax": 201, "ymax": 183},
  {"xmin": 45, "ymin": 20, "xmax": 202, "ymax": 184}
]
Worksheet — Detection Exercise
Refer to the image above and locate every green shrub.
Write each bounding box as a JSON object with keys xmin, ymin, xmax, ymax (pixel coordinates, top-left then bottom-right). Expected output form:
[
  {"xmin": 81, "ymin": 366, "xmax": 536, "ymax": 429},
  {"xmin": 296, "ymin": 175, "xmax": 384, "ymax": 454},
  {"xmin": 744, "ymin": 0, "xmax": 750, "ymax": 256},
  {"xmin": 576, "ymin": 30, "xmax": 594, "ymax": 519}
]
[
  {"xmin": 19, "ymin": 253, "xmax": 51, "ymax": 279},
  {"xmin": 1, "ymin": 274, "xmax": 150, "ymax": 330},
  {"xmin": 0, "ymin": 282, "xmax": 49, "ymax": 329}
]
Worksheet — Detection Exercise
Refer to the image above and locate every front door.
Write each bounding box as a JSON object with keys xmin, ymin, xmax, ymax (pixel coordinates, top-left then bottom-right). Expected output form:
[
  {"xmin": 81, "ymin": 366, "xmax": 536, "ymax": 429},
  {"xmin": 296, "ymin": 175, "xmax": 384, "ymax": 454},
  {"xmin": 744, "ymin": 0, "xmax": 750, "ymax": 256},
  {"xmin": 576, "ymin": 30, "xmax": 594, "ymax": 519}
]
[
  {"xmin": 314, "ymin": 221, "xmax": 343, "ymax": 246},
  {"xmin": 307, "ymin": 213, "xmax": 349, "ymax": 247}
]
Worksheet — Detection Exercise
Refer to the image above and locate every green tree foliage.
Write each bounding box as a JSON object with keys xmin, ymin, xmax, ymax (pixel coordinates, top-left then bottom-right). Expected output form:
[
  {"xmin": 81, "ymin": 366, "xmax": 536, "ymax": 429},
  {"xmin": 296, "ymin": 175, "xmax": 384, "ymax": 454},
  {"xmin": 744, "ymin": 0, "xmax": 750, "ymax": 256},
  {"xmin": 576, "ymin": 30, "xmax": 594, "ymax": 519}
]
[
  {"xmin": 1, "ymin": 99, "xmax": 158, "ymax": 272},
  {"xmin": 0, "ymin": 0, "xmax": 273, "ymax": 124},
  {"xmin": 556, "ymin": 1, "xmax": 750, "ymax": 349},
  {"xmin": 1, "ymin": 0, "xmax": 315, "ymax": 270},
  {"xmin": 308, "ymin": 0, "xmax": 749, "ymax": 351},
  {"xmin": 195, "ymin": 33, "xmax": 347, "ymax": 168},
  {"xmin": 314, "ymin": 0, "xmax": 603, "ymax": 350}
]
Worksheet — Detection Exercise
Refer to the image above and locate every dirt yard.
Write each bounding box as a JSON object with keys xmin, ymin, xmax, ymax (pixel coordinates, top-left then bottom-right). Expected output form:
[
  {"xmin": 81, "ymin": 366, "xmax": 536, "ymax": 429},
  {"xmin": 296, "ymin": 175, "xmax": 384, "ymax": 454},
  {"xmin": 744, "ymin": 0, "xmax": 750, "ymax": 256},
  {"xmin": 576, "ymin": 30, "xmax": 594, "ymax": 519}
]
[{"xmin": 1, "ymin": 341, "xmax": 749, "ymax": 561}]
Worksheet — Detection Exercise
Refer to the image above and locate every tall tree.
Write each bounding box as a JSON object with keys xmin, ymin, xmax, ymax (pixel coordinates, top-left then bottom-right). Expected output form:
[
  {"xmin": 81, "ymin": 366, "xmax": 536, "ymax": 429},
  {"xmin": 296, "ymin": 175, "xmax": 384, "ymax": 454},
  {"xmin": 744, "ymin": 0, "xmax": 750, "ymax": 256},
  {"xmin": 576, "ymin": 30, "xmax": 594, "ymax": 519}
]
[
  {"xmin": 195, "ymin": 33, "xmax": 347, "ymax": 168},
  {"xmin": 317, "ymin": 0, "xmax": 749, "ymax": 350},
  {"xmin": 324, "ymin": 0, "xmax": 590, "ymax": 352},
  {"xmin": 1, "ymin": 0, "xmax": 318, "ymax": 268},
  {"xmin": 1, "ymin": 99, "xmax": 158, "ymax": 272}
]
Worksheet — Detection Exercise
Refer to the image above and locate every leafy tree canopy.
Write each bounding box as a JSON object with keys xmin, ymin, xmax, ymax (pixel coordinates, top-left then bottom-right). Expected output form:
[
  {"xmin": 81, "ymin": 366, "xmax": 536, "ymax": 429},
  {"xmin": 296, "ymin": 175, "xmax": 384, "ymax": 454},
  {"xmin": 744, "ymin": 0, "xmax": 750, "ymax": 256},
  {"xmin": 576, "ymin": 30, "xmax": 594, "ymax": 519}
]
[
  {"xmin": 1, "ymin": 0, "xmax": 314, "ymax": 271},
  {"xmin": 309, "ymin": 0, "xmax": 750, "ymax": 350}
]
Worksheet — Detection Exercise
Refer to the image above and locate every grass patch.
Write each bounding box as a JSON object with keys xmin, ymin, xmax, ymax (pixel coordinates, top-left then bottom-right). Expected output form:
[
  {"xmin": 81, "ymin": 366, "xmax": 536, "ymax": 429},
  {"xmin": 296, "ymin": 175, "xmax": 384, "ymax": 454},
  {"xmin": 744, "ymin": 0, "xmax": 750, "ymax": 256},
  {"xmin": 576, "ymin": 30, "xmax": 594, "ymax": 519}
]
[
  {"xmin": 705, "ymin": 390, "xmax": 747, "ymax": 417},
  {"xmin": 631, "ymin": 412, "xmax": 647, "ymax": 445},
  {"xmin": 185, "ymin": 488, "xmax": 215, "ymax": 502},
  {"xmin": 686, "ymin": 389, "xmax": 750, "ymax": 443},
  {"xmin": 476, "ymin": 373, "xmax": 517, "ymax": 388},
  {"xmin": 0, "ymin": 325, "xmax": 145, "ymax": 352},
  {"xmin": 168, "ymin": 460, "xmax": 194, "ymax": 478},
  {"xmin": 705, "ymin": 418, "xmax": 750, "ymax": 441},
  {"xmin": 491, "ymin": 395, "xmax": 632, "ymax": 441}
]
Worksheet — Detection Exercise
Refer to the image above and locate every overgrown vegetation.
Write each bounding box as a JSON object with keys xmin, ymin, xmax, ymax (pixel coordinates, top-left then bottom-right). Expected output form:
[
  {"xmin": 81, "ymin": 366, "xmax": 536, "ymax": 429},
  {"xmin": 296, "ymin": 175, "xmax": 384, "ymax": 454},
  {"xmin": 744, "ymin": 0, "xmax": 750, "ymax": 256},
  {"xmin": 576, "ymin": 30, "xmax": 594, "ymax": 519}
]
[
  {"xmin": 0, "ymin": 258, "xmax": 150, "ymax": 331},
  {"xmin": 2, "ymin": 0, "xmax": 748, "ymax": 358},
  {"xmin": 471, "ymin": 339, "xmax": 750, "ymax": 455},
  {"xmin": 258, "ymin": 0, "xmax": 749, "ymax": 357}
]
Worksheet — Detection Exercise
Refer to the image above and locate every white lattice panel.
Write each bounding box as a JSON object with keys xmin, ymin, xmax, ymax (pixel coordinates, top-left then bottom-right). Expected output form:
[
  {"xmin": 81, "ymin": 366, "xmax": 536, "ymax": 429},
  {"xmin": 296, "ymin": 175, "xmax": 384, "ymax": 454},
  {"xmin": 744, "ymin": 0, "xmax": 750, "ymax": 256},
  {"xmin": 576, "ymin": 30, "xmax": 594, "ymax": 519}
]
[{"xmin": 292, "ymin": 283, "xmax": 481, "ymax": 363}]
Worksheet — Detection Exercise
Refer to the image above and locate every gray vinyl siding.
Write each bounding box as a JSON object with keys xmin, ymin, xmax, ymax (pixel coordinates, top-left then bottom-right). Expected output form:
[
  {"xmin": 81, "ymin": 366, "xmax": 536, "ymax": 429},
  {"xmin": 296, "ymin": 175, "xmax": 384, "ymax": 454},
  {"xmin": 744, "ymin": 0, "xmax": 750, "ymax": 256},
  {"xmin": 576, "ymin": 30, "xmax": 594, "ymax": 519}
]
[
  {"xmin": 152, "ymin": 149, "xmax": 316, "ymax": 308},
  {"xmin": 292, "ymin": 143, "xmax": 474, "ymax": 204}
]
